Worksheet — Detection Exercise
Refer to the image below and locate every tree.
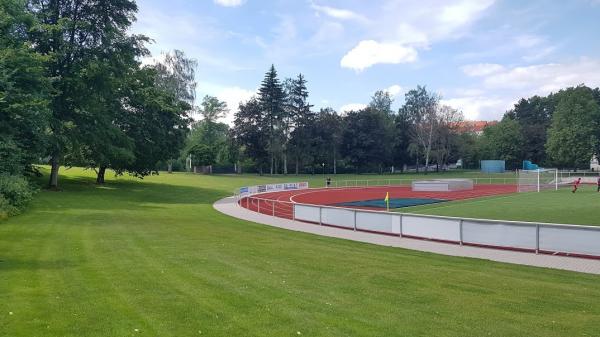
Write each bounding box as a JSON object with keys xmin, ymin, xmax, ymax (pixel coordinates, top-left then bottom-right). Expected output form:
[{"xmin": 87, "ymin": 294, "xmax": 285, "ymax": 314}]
[
  {"xmin": 28, "ymin": 0, "xmax": 143, "ymax": 188},
  {"xmin": 392, "ymin": 107, "xmax": 413, "ymax": 172},
  {"xmin": 154, "ymin": 50, "xmax": 197, "ymax": 106},
  {"xmin": 546, "ymin": 86, "xmax": 600, "ymax": 169},
  {"xmin": 117, "ymin": 67, "xmax": 192, "ymax": 178},
  {"xmin": 188, "ymin": 143, "xmax": 217, "ymax": 171},
  {"xmin": 478, "ymin": 118, "xmax": 524, "ymax": 169},
  {"xmin": 341, "ymin": 107, "xmax": 394, "ymax": 173},
  {"xmin": 154, "ymin": 50, "xmax": 197, "ymax": 172},
  {"xmin": 0, "ymin": 0, "xmax": 49, "ymax": 175},
  {"xmin": 287, "ymin": 74, "xmax": 314, "ymax": 174},
  {"xmin": 312, "ymin": 108, "xmax": 342, "ymax": 174},
  {"xmin": 233, "ymin": 97, "xmax": 269, "ymax": 174},
  {"xmin": 504, "ymin": 95, "xmax": 554, "ymax": 165},
  {"xmin": 402, "ymin": 86, "xmax": 439, "ymax": 173},
  {"xmin": 257, "ymin": 65, "xmax": 286, "ymax": 174},
  {"xmin": 369, "ymin": 90, "xmax": 394, "ymax": 116},
  {"xmin": 433, "ymin": 105, "xmax": 463, "ymax": 171}
]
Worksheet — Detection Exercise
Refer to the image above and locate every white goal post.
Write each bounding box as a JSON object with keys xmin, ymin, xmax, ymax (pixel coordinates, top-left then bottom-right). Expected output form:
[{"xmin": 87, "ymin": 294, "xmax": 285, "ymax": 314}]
[{"xmin": 517, "ymin": 169, "xmax": 558, "ymax": 192}]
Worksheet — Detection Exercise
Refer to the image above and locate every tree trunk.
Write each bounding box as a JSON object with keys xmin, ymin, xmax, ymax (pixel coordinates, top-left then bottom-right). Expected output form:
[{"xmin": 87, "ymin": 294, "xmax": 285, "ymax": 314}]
[
  {"xmin": 295, "ymin": 158, "xmax": 299, "ymax": 175},
  {"xmin": 167, "ymin": 162, "xmax": 173, "ymax": 173},
  {"xmin": 283, "ymin": 152, "xmax": 288, "ymax": 175},
  {"xmin": 270, "ymin": 155, "xmax": 274, "ymax": 175},
  {"xmin": 96, "ymin": 166, "xmax": 107, "ymax": 184},
  {"xmin": 49, "ymin": 155, "xmax": 60, "ymax": 189},
  {"xmin": 333, "ymin": 151, "xmax": 337, "ymax": 175}
]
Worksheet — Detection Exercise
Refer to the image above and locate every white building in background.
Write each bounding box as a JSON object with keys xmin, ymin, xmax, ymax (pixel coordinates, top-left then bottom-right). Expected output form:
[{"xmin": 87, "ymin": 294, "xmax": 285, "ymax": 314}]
[{"xmin": 592, "ymin": 155, "xmax": 600, "ymax": 171}]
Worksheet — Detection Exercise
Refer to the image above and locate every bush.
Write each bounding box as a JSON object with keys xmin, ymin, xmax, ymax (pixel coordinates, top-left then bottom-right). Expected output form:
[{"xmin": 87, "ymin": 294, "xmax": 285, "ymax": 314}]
[{"xmin": 0, "ymin": 174, "xmax": 35, "ymax": 217}]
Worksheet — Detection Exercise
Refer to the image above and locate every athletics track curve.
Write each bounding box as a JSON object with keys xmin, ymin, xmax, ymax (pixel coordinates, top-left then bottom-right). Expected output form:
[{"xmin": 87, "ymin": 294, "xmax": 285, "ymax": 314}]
[{"xmin": 239, "ymin": 184, "xmax": 518, "ymax": 220}]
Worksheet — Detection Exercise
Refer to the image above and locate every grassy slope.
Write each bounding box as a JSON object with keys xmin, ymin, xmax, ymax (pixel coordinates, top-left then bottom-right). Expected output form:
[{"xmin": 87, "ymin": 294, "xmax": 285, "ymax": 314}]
[
  {"xmin": 0, "ymin": 168, "xmax": 599, "ymax": 337},
  {"xmin": 404, "ymin": 187, "xmax": 600, "ymax": 226}
]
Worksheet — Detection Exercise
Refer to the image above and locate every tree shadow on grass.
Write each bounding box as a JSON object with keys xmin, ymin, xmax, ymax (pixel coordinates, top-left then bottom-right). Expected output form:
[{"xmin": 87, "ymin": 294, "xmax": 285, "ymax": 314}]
[
  {"xmin": 0, "ymin": 258, "xmax": 80, "ymax": 271},
  {"xmin": 28, "ymin": 171, "xmax": 229, "ymax": 213}
]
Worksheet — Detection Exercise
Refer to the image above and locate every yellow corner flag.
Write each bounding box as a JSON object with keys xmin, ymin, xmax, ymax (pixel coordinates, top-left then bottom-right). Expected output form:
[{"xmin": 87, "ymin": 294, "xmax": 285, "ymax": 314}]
[{"xmin": 384, "ymin": 192, "xmax": 390, "ymax": 211}]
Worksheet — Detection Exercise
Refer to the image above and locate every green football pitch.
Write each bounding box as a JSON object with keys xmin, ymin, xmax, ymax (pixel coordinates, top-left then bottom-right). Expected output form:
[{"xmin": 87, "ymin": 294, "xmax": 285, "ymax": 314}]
[{"xmin": 1, "ymin": 168, "xmax": 599, "ymax": 337}]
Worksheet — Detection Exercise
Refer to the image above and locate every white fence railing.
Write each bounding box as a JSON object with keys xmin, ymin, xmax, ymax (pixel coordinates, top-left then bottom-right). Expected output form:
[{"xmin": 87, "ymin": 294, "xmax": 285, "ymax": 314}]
[
  {"xmin": 327, "ymin": 177, "xmax": 517, "ymax": 188},
  {"xmin": 239, "ymin": 195, "xmax": 600, "ymax": 258}
]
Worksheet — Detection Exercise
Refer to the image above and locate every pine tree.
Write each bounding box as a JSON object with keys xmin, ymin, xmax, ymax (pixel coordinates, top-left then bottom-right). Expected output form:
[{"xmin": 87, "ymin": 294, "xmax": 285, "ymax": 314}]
[
  {"xmin": 257, "ymin": 65, "xmax": 285, "ymax": 174},
  {"xmin": 288, "ymin": 74, "xmax": 314, "ymax": 174}
]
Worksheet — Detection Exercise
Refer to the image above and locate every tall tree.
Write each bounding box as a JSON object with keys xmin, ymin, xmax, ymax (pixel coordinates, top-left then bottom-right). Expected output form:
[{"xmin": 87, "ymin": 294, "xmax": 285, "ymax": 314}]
[
  {"xmin": 341, "ymin": 107, "xmax": 394, "ymax": 173},
  {"xmin": 117, "ymin": 66, "xmax": 191, "ymax": 178},
  {"xmin": 402, "ymin": 86, "xmax": 439, "ymax": 173},
  {"xmin": 312, "ymin": 108, "xmax": 342, "ymax": 174},
  {"xmin": 478, "ymin": 118, "xmax": 524, "ymax": 169},
  {"xmin": 233, "ymin": 97, "xmax": 269, "ymax": 174},
  {"xmin": 154, "ymin": 50, "xmax": 197, "ymax": 172},
  {"xmin": 0, "ymin": 0, "xmax": 49, "ymax": 175},
  {"xmin": 433, "ymin": 105, "xmax": 463, "ymax": 171},
  {"xmin": 546, "ymin": 86, "xmax": 600, "ymax": 169},
  {"xmin": 27, "ymin": 0, "xmax": 142, "ymax": 188},
  {"xmin": 154, "ymin": 50, "xmax": 197, "ymax": 106},
  {"xmin": 257, "ymin": 65, "xmax": 285, "ymax": 174},
  {"xmin": 504, "ymin": 95, "xmax": 554, "ymax": 165},
  {"xmin": 369, "ymin": 90, "xmax": 394, "ymax": 116},
  {"xmin": 392, "ymin": 107, "xmax": 413, "ymax": 172},
  {"xmin": 287, "ymin": 74, "xmax": 314, "ymax": 174}
]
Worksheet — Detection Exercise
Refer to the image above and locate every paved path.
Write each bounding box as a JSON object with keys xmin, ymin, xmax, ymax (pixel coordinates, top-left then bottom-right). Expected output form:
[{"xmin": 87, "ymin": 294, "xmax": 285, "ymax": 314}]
[{"xmin": 214, "ymin": 197, "xmax": 600, "ymax": 275}]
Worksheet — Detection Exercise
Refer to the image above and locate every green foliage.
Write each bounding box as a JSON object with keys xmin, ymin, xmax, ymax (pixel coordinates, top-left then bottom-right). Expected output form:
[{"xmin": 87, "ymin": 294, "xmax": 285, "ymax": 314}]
[
  {"xmin": 341, "ymin": 108, "xmax": 394, "ymax": 172},
  {"xmin": 0, "ymin": 0, "xmax": 49, "ymax": 175},
  {"xmin": 546, "ymin": 86, "xmax": 600, "ymax": 169},
  {"xmin": 188, "ymin": 143, "xmax": 217, "ymax": 167},
  {"xmin": 504, "ymin": 96, "xmax": 554, "ymax": 164},
  {"xmin": 0, "ymin": 173, "xmax": 34, "ymax": 217},
  {"xmin": 368, "ymin": 90, "xmax": 394, "ymax": 115},
  {"xmin": 119, "ymin": 67, "xmax": 192, "ymax": 177},
  {"xmin": 478, "ymin": 118, "xmax": 524, "ymax": 169}
]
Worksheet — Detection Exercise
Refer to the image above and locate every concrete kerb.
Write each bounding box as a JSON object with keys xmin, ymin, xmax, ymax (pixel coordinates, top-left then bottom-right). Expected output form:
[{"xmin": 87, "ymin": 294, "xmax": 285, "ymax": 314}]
[{"xmin": 214, "ymin": 196, "xmax": 600, "ymax": 275}]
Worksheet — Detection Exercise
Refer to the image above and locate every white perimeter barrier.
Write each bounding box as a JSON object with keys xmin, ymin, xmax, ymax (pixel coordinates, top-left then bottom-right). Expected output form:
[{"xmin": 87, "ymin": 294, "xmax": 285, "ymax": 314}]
[{"xmin": 290, "ymin": 203, "xmax": 600, "ymax": 258}]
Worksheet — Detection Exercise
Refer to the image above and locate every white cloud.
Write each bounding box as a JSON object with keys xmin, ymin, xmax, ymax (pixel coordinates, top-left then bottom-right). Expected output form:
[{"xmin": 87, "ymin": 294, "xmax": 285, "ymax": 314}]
[
  {"xmin": 338, "ymin": 0, "xmax": 496, "ymax": 71},
  {"xmin": 215, "ymin": 87, "xmax": 256, "ymax": 125},
  {"xmin": 340, "ymin": 40, "xmax": 418, "ymax": 71},
  {"xmin": 439, "ymin": 0, "xmax": 495, "ymax": 31},
  {"xmin": 461, "ymin": 63, "xmax": 504, "ymax": 77},
  {"xmin": 339, "ymin": 103, "xmax": 367, "ymax": 113},
  {"xmin": 197, "ymin": 82, "xmax": 255, "ymax": 125},
  {"xmin": 213, "ymin": 0, "xmax": 245, "ymax": 7},
  {"xmin": 446, "ymin": 58, "xmax": 600, "ymax": 121},
  {"xmin": 441, "ymin": 96, "xmax": 511, "ymax": 120},
  {"xmin": 482, "ymin": 58, "xmax": 600, "ymax": 94},
  {"xmin": 310, "ymin": 3, "xmax": 368, "ymax": 23},
  {"xmin": 385, "ymin": 84, "xmax": 403, "ymax": 97}
]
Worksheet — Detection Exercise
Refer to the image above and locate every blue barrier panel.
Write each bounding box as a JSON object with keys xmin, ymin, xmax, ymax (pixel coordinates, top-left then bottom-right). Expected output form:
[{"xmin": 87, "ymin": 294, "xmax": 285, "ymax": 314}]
[{"xmin": 481, "ymin": 160, "xmax": 505, "ymax": 173}]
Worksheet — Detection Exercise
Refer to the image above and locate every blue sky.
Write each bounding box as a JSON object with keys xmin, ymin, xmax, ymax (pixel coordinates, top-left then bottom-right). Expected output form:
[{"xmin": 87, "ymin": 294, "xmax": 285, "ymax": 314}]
[{"xmin": 132, "ymin": 0, "xmax": 600, "ymax": 123}]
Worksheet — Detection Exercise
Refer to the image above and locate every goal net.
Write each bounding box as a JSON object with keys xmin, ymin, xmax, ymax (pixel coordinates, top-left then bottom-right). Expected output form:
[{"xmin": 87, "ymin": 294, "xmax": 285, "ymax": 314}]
[{"xmin": 517, "ymin": 169, "xmax": 558, "ymax": 192}]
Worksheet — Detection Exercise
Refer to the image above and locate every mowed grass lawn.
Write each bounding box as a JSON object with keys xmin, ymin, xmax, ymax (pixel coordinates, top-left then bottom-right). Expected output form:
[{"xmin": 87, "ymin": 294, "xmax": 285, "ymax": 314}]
[
  {"xmin": 405, "ymin": 186, "xmax": 600, "ymax": 226},
  {"xmin": 1, "ymin": 168, "xmax": 600, "ymax": 337}
]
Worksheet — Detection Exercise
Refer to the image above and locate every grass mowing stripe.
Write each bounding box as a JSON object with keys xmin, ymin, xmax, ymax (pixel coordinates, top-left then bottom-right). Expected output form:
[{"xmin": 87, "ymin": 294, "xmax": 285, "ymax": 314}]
[{"xmin": 1, "ymin": 167, "xmax": 600, "ymax": 337}]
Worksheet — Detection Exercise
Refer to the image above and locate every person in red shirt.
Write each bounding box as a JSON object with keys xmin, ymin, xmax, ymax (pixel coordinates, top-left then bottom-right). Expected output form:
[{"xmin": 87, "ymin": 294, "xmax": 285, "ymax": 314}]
[{"xmin": 572, "ymin": 177, "xmax": 582, "ymax": 193}]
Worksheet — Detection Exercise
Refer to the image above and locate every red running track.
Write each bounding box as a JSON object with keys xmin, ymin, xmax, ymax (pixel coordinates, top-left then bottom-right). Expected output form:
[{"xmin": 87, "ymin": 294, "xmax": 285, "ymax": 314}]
[{"xmin": 239, "ymin": 184, "xmax": 518, "ymax": 220}]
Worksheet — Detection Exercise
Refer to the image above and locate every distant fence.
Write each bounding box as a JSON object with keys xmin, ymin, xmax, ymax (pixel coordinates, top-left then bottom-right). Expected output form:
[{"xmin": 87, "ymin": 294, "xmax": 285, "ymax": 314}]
[
  {"xmin": 239, "ymin": 193, "xmax": 600, "ymax": 259},
  {"xmin": 327, "ymin": 177, "xmax": 517, "ymax": 188},
  {"xmin": 236, "ymin": 181, "xmax": 309, "ymax": 197}
]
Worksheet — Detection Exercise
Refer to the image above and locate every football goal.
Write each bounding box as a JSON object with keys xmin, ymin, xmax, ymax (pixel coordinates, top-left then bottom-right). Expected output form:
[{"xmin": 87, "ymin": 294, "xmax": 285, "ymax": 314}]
[{"xmin": 517, "ymin": 169, "xmax": 559, "ymax": 192}]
